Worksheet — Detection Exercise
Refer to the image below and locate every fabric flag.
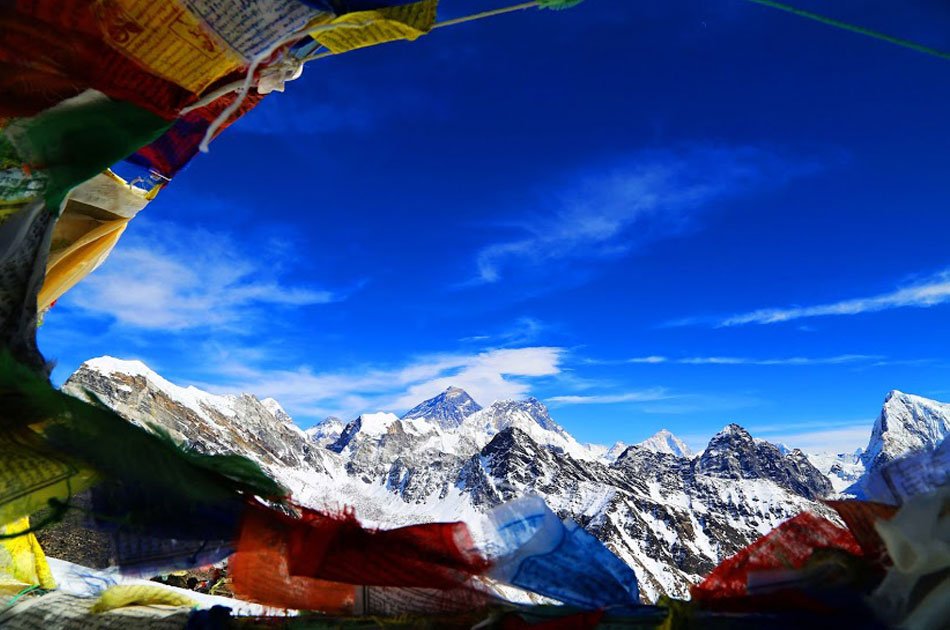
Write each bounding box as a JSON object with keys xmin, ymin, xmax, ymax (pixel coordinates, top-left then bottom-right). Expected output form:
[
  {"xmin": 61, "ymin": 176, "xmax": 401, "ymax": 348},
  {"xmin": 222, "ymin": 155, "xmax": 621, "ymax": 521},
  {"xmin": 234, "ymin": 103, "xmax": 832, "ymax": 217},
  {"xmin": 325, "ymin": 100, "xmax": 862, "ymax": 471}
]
[
  {"xmin": 870, "ymin": 485, "xmax": 950, "ymax": 630},
  {"xmin": 691, "ymin": 512, "xmax": 864, "ymax": 602},
  {"xmin": 0, "ymin": 427, "xmax": 98, "ymax": 528},
  {"xmin": 0, "ymin": 2, "xmax": 195, "ymax": 120},
  {"xmin": 231, "ymin": 501, "xmax": 490, "ymax": 612},
  {"xmin": 865, "ymin": 438, "xmax": 950, "ymax": 505},
  {"xmin": 487, "ymin": 495, "xmax": 640, "ymax": 610},
  {"xmin": 0, "ymin": 516, "xmax": 57, "ymax": 594},
  {"xmin": 2, "ymin": 91, "xmax": 170, "ymax": 208},
  {"xmin": 311, "ymin": 0, "xmax": 438, "ymax": 54},
  {"xmin": 92, "ymin": 1, "xmax": 246, "ymax": 95},
  {"xmin": 92, "ymin": 0, "xmax": 325, "ymax": 94},
  {"xmin": 353, "ymin": 583, "xmax": 495, "ymax": 616},
  {"xmin": 128, "ymin": 91, "xmax": 265, "ymax": 179},
  {"xmin": 825, "ymin": 499, "xmax": 897, "ymax": 564},
  {"xmin": 179, "ymin": 0, "xmax": 327, "ymax": 59},
  {"xmin": 0, "ymin": 352, "xmax": 285, "ymax": 573},
  {"xmin": 39, "ymin": 172, "xmax": 154, "ymax": 312},
  {"xmin": 0, "ymin": 200, "xmax": 58, "ymax": 372},
  {"xmin": 89, "ymin": 584, "xmax": 197, "ymax": 613},
  {"xmin": 297, "ymin": 0, "xmax": 422, "ymax": 12},
  {"xmin": 230, "ymin": 504, "xmax": 358, "ymax": 612}
]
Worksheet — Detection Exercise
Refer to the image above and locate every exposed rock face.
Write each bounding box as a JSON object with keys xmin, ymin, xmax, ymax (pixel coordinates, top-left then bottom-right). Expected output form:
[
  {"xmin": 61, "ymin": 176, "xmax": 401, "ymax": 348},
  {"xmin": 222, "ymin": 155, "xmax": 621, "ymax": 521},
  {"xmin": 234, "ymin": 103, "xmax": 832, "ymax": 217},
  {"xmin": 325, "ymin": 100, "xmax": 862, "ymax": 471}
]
[
  {"xmin": 63, "ymin": 358, "xmax": 338, "ymax": 476},
  {"xmin": 63, "ymin": 356, "xmax": 874, "ymax": 602},
  {"xmin": 696, "ymin": 424, "xmax": 833, "ymax": 500}
]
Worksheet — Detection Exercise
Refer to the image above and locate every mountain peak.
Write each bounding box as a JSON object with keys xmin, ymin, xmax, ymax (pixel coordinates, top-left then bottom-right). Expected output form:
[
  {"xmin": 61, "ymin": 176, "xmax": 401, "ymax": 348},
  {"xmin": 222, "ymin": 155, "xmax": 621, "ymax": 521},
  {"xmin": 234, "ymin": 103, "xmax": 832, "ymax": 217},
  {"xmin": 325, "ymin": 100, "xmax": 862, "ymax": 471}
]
[
  {"xmin": 464, "ymin": 397, "xmax": 592, "ymax": 461},
  {"xmin": 637, "ymin": 429, "xmax": 693, "ymax": 458},
  {"xmin": 83, "ymin": 355, "xmax": 160, "ymax": 381},
  {"xmin": 401, "ymin": 387, "xmax": 481, "ymax": 428},
  {"xmin": 859, "ymin": 390, "xmax": 950, "ymax": 473},
  {"xmin": 698, "ymin": 425, "xmax": 833, "ymax": 499},
  {"xmin": 261, "ymin": 397, "xmax": 292, "ymax": 423},
  {"xmin": 721, "ymin": 423, "xmax": 750, "ymax": 436}
]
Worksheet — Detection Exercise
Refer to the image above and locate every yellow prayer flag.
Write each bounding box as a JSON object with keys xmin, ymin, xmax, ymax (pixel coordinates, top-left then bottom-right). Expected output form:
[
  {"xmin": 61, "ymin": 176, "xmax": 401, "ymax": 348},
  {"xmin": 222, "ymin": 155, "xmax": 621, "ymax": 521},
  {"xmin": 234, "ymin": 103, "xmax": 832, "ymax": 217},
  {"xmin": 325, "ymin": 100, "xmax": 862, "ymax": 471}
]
[
  {"xmin": 0, "ymin": 517, "xmax": 56, "ymax": 591},
  {"xmin": 95, "ymin": 0, "xmax": 244, "ymax": 94},
  {"xmin": 311, "ymin": 0, "xmax": 438, "ymax": 54},
  {"xmin": 91, "ymin": 584, "xmax": 197, "ymax": 613},
  {"xmin": 39, "ymin": 171, "xmax": 151, "ymax": 312},
  {"xmin": 0, "ymin": 429, "xmax": 98, "ymax": 527}
]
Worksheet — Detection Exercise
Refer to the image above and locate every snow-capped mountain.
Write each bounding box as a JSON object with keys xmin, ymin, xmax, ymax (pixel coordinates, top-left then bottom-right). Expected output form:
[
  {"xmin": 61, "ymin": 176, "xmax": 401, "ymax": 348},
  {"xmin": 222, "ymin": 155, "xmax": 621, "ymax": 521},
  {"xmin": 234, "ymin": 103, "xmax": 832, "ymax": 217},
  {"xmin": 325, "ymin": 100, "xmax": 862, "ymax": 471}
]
[
  {"xmin": 861, "ymin": 390, "xmax": 950, "ymax": 470},
  {"xmin": 305, "ymin": 416, "xmax": 345, "ymax": 447},
  {"xmin": 807, "ymin": 449, "xmax": 865, "ymax": 494},
  {"xmin": 696, "ymin": 424, "xmax": 832, "ymax": 500},
  {"xmin": 637, "ymin": 429, "xmax": 693, "ymax": 458},
  {"xmin": 63, "ymin": 357, "xmax": 336, "ymax": 474},
  {"xmin": 62, "ymin": 357, "xmax": 948, "ymax": 602},
  {"xmin": 401, "ymin": 386, "xmax": 481, "ymax": 428},
  {"xmin": 845, "ymin": 389, "xmax": 950, "ymax": 497},
  {"xmin": 588, "ymin": 440, "xmax": 629, "ymax": 463}
]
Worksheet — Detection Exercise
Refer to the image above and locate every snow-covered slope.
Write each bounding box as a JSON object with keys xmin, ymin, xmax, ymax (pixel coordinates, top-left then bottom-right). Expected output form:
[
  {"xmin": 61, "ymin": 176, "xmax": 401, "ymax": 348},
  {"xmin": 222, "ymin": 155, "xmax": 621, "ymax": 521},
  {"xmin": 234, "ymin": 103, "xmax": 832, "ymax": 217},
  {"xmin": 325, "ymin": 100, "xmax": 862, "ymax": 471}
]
[
  {"xmin": 462, "ymin": 398, "xmax": 594, "ymax": 461},
  {"xmin": 637, "ymin": 429, "xmax": 693, "ymax": 458},
  {"xmin": 807, "ymin": 449, "xmax": 865, "ymax": 494},
  {"xmin": 306, "ymin": 416, "xmax": 346, "ymax": 447},
  {"xmin": 862, "ymin": 390, "xmax": 950, "ymax": 469}
]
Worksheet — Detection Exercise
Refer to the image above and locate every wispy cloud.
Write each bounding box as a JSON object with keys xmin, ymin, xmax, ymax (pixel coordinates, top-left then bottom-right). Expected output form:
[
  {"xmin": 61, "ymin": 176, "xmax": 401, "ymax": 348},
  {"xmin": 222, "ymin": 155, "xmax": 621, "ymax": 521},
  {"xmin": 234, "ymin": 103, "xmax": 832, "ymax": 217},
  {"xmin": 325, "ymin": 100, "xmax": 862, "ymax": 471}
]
[
  {"xmin": 679, "ymin": 420, "xmax": 872, "ymax": 455},
  {"xmin": 547, "ymin": 388, "xmax": 672, "ymax": 406},
  {"xmin": 626, "ymin": 355, "xmax": 668, "ymax": 364},
  {"xmin": 468, "ymin": 145, "xmax": 821, "ymax": 285},
  {"xmin": 753, "ymin": 423, "xmax": 872, "ymax": 455},
  {"xmin": 685, "ymin": 268, "xmax": 950, "ymax": 327},
  {"xmin": 64, "ymin": 220, "xmax": 353, "ymax": 332},
  {"xmin": 203, "ymin": 346, "xmax": 565, "ymax": 421},
  {"xmin": 459, "ymin": 317, "xmax": 549, "ymax": 347},
  {"xmin": 619, "ymin": 354, "xmax": 882, "ymax": 366}
]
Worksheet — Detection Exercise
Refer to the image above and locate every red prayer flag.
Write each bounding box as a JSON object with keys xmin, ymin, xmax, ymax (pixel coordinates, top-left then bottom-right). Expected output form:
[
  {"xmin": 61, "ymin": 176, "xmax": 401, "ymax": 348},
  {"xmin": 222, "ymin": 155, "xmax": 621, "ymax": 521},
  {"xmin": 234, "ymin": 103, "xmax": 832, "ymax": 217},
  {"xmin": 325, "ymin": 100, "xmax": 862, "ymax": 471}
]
[{"xmin": 691, "ymin": 512, "xmax": 863, "ymax": 601}]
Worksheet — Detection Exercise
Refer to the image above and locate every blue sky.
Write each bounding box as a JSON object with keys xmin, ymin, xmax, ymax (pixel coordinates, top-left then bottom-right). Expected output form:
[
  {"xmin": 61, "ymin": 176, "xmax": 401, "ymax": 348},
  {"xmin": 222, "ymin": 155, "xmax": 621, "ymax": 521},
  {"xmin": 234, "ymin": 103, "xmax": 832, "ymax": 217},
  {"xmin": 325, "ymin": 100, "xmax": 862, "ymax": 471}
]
[{"xmin": 40, "ymin": 1, "xmax": 950, "ymax": 454}]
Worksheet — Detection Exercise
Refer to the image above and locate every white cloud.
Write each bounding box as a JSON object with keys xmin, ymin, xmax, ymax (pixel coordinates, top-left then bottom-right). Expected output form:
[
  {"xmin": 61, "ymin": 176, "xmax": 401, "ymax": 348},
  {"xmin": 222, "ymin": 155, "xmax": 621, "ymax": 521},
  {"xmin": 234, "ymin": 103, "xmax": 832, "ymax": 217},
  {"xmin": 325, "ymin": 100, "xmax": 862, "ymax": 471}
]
[
  {"xmin": 756, "ymin": 424, "xmax": 872, "ymax": 455},
  {"xmin": 714, "ymin": 269, "xmax": 950, "ymax": 327},
  {"xmin": 459, "ymin": 317, "xmax": 548, "ymax": 346},
  {"xmin": 470, "ymin": 145, "xmax": 816, "ymax": 284},
  {"xmin": 65, "ymin": 220, "xmax": 348, "ymax": 331},
  {"xmin": 204, "ymin": 346, "xmax": 565, "ymax": 421},
  {"xmin": 623, "ymin": 354, "xmax": 882, "ymax": 366},
  {"xmin": 626, "ymin": 355, "xmax": 668, "ymax": 364},
  {"xmin": 547, "ymin": 388, "xmax": 671, "ymax": 405},
  {"xmin": 679, "ymin": 421, "xmax": 872, "ymax": 455}
]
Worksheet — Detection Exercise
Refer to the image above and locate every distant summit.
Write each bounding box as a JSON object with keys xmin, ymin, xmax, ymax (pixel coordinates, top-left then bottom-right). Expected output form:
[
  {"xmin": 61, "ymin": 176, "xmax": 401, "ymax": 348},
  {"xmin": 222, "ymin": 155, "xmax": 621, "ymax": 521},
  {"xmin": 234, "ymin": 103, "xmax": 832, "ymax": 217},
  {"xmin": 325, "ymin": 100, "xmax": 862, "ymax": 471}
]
[
  {"xmin": 401, "ymin": 386, "xmax": 482, "ymax": 428},
  {"xmin": 637, "ymin": 429, "xmax": 693, "ymax": 458}
]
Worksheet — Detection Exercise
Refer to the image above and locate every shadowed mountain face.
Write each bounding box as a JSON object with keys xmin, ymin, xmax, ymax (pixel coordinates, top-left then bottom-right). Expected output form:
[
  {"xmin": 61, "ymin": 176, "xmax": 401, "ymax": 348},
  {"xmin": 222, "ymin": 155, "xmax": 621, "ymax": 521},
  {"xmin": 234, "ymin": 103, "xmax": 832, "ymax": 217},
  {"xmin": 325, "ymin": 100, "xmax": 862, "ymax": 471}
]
[{"xmin": 64, "ymin": 357, "xmax": 947, "ymax": 601}]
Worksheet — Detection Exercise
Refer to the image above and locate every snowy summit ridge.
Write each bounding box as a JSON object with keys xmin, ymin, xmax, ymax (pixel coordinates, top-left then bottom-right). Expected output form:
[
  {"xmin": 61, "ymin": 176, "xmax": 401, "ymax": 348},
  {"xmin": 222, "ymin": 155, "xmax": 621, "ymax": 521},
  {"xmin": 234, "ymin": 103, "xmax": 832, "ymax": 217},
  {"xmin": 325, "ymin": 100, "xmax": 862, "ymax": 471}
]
[{"xmin": 401, "ymin": 386, "xmax": 482, "ymax": 428}]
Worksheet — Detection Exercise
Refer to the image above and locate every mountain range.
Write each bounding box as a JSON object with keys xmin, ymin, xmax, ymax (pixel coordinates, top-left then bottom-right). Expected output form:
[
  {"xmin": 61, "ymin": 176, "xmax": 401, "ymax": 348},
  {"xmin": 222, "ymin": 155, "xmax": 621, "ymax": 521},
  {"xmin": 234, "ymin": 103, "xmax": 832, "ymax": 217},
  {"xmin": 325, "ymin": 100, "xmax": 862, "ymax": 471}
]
[{"xmin": 61, "ymin": 356, "xmax": 950, "ymax": 602}]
